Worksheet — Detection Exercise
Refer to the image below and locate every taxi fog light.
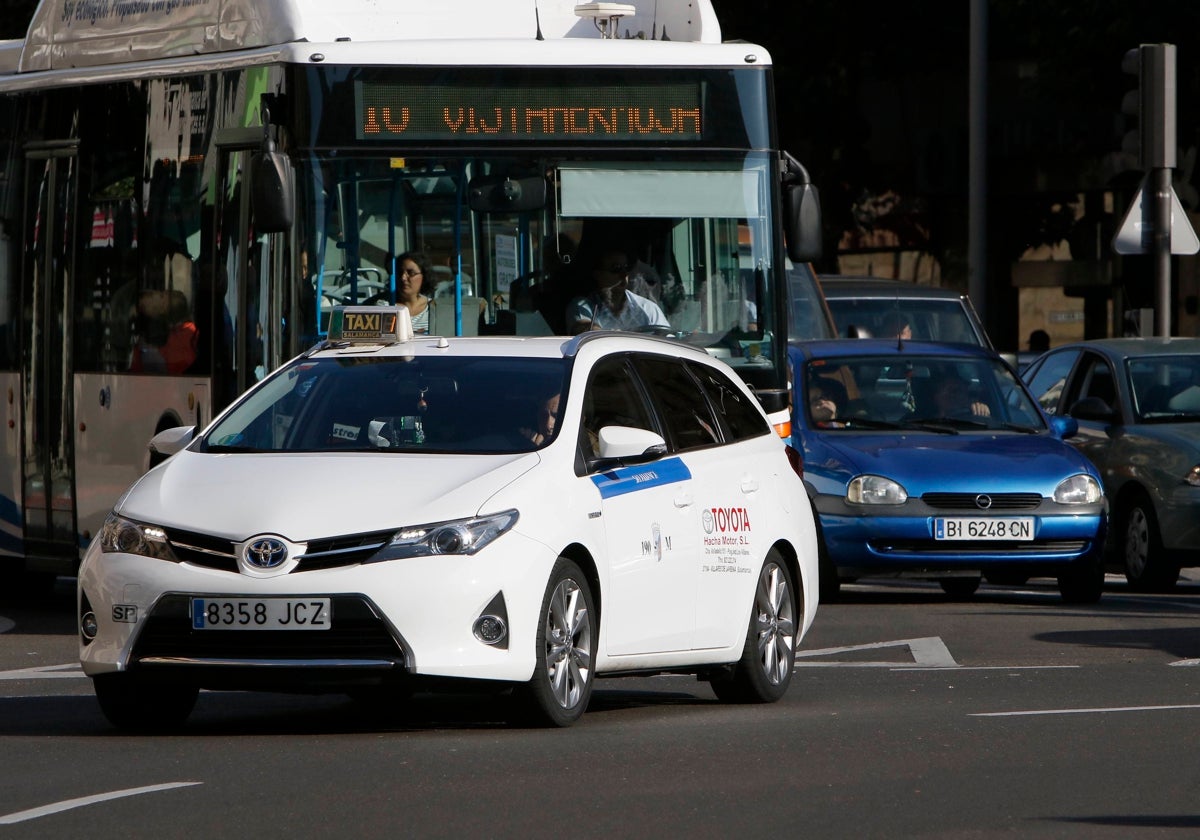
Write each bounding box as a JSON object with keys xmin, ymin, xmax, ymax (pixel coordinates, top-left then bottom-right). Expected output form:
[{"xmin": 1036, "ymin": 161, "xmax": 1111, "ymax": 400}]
[
  {"xmin": 81, "ymin": 611, "xmax": 98, "ymax": 641},
  {"xmin": 473, "ymin": 592, "xmax": 509, "ymax": 648},
  {"xmin": 847, "ymin": 475, "xmax": 907, "ymax": 505},
  {"xmin": 1186, "ymin": 465, "xmax": 1200, "ymax": 488},
  {"xmin": 369, "ymin": 510, "xmax": 520, "ymax": 562},
  {"xmin": 98, "ymin": 513, "xmax": 178, "ymax": 561},
  {"xmin": 1054, "ymin": 474, "xmax": 1103, "ymax": 505}
]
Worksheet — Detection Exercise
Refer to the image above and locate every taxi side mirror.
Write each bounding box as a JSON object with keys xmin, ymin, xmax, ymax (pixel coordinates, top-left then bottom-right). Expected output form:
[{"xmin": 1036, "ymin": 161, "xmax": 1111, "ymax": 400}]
[
  {"xmin": 596, "ymin": 426, "xmax": 667, "ymax": 465},
  {"xmin": 149, "ymin": 425, "xmax": 196, "ymax": 457}
]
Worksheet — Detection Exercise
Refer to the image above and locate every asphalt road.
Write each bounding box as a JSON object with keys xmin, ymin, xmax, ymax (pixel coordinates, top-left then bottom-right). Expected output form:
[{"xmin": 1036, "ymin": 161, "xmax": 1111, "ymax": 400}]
[{"xmin": 2, "ymin": 573, "xmax": 1200, "ymax": 838}]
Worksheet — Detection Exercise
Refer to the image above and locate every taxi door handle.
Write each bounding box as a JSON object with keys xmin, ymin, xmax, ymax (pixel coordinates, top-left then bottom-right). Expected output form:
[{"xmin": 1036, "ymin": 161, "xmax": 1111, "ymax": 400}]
[
  {"xmin": 740, "ymin": 477, "xmax": 759, "ymax": 494},
  {"xmin": 674, "ymin": 492, "xmax": 694, "ymax": 509}
]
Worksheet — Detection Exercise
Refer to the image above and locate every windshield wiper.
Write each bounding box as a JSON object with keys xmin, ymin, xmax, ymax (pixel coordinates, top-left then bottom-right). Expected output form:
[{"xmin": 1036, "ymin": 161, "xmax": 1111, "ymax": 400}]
[
  {"xmin": 898, "ymin": 418, "xmax": 960, "ymax": 434},
  {"xmin": 997, "ymin": 422, "xmax": 1040, "ymax": 434},
  {"xmin": 840, "ymin": 418, "xmax": 909, "ymax": 430}
]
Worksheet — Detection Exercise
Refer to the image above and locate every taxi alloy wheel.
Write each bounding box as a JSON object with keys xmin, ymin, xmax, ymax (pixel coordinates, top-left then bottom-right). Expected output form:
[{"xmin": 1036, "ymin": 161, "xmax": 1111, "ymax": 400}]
[
  {"xmin": 711, "ymin": 550, "xmax": 797, "ymax": 704},
  {"xmin": 522, "ymin": 559, "xmax": 595, "ymax": 727}
]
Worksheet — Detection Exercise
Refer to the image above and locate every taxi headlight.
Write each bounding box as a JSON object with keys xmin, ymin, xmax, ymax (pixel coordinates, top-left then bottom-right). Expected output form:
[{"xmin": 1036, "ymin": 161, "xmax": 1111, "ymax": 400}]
[
  {"xmin": 369, "ymin": 509, "xmax": 519, "ymax": 562},
  {"xmin": 847, "ymin": 475, "xmax": 907, "ymax": 505},
  {"xmin": 98, "ymin": 513, "xmax": 178, "ymax": 561},
  {"xmin": 1054, "ymin": 474, "xmax": 1103, "ymax": 505}
]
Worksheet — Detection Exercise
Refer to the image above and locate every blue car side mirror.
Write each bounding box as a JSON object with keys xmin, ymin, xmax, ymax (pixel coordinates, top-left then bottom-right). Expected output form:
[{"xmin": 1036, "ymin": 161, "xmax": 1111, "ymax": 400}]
[{"xmin": 1048, "ymin": 415, "xmax": 1078, "ymax": 439}]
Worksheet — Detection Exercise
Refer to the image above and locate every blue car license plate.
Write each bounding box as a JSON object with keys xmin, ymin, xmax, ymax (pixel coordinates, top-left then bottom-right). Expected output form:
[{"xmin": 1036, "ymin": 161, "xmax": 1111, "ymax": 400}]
[{"xmin": 934, "ymin": 517, "xmax": 1033, "ymax": 541}]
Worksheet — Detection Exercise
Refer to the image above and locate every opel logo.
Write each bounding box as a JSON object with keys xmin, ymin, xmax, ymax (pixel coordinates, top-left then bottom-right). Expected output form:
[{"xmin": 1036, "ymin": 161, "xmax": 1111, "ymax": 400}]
[
  {"xmin": 975, "ymin": 494, "xmax": 993, "ymax": 510},
  {"xmin": 246, "ymin": 537, "xmax": 288, "ymax": 569}
]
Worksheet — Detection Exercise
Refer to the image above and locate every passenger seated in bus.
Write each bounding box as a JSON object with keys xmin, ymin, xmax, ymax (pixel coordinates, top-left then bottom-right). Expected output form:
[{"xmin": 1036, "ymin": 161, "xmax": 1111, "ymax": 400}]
[
  {"xmin": 395, "ymin": 252, "xmax": 435, "ymax": 334},
  {"xmin": 567, "ymin": 245, "xmax": 670, "ymax": 334}
]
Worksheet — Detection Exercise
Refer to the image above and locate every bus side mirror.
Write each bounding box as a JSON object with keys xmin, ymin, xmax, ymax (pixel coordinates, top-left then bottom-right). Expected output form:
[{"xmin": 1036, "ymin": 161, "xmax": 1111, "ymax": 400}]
[
  {"xmin": 468, "ymin": 175, "xmax": 547, "ymax": 213},
  {"xmin": 252, "ymin": 147, "xmax": 295, "ymax": 233},
  {"xmin": 782, "ymin": 151, "xmax": 822, "ymax": 263}
]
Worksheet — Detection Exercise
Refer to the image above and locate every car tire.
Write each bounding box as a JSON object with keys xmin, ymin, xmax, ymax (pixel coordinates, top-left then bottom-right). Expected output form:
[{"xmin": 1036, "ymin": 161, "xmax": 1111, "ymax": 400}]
[
  {"xmin": 939, "ymin": 576, "xmax": 981, "ymax": 598},
  {"xmin": 816, "ymin": 525, "xmax": 841, "ymax": 603},
  {"xmin": 93, "ymin": 673, "xmax": 198, "ymax": 732},
  {"xmin": 517, "ymin": 558, "xmax": 596, "ymax": 727},
  {"xmin": 1057, "ymin": 558, "xmax": 1105, "ymax": 604},
  {"xmin": 1120, "ymin": 491, "xmax": 1178, "ymax": 592},
  {"xmin": 710, "ymin": 550, "xmax": 797, "ymax": 704}
]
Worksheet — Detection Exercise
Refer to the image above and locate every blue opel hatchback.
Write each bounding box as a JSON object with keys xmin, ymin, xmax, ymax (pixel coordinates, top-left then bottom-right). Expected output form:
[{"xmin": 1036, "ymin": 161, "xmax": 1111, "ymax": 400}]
[{"xmin": 789, "ymin": 340, "xmax": 1108, "ymax": 602}]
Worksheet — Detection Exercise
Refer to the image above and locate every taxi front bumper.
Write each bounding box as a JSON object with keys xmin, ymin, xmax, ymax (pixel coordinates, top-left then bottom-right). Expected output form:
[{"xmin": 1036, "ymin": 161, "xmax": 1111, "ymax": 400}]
[{"xmin": 77, "ymin": 531, "xmax": 559, "ymax": 688}]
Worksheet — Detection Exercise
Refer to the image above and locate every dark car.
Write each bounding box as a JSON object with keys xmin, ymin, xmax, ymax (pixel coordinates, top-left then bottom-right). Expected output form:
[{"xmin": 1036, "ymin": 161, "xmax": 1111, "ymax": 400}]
[
  {"xmin": 819, "ymin": 276, "xmax": 992, "ymax": 348},
  {"xmin": 791, "ymin": 339, "xmax": 1108, "ymax": 603},
  {"xmin": 1022, "ymin": 338, "xmax": 1200, "ymax": 591}
]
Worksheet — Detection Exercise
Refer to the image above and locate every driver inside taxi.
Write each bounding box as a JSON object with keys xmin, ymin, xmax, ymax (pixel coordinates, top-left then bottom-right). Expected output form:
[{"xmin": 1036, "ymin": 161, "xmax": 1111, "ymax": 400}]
[{"xmin": 567, "ymin": 246, "xmax": 670, "ymax": 334}]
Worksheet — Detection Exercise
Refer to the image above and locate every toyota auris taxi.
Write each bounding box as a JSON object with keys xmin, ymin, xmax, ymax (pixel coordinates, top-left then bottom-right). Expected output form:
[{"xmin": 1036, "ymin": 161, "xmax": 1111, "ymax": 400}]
[{"xmin": 79, "ymin": 308, "xmax": 818, "ymax": 729}]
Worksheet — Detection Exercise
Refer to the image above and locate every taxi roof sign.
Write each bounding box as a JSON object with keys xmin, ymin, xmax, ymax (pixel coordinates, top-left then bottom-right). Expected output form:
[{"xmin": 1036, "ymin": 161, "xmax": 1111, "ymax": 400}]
[{"xmin": 328, "ymin": 306, "xmax": 414, "ymax": 343}]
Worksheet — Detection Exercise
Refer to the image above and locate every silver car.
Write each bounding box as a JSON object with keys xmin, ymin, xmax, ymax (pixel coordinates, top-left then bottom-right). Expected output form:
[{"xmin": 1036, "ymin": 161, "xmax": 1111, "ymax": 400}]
[{"xmin": 1022, "ymin": 338, "xmax": 1200, "ymax": 591}]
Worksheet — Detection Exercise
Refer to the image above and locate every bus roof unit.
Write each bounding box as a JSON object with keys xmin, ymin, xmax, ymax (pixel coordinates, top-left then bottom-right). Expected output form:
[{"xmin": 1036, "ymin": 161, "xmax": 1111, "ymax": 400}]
[{"xmin": 18, "ymin": 0, "xmax": 723, "ymax": 73}]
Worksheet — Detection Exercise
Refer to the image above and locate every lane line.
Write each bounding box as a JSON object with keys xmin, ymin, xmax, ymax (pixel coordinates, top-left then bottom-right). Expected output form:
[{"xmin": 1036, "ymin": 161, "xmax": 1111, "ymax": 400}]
[
  {"xmin": 796, "ymin": 636, "xmax": 959, "ymax": 668},
  {"xmin": 0, "ymin": 782, "xmax": 202, "ymax": 825},
  {"xmin": 972, "ymin": 704, "xmax": 1200, "ymax": 718},
  {"xmin": 0, "ymin": 664, "xmax": 86, "ymax": 681}
]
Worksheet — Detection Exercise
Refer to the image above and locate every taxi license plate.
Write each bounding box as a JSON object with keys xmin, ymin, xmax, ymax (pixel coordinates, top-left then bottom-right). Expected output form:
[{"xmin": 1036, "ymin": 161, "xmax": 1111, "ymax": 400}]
[
  {"xmin": 934, "ymin": 517, "xmax": 1033, "ymax": 541},
  {"xmin": 191, "ymin": 598, "xmax": 331, "ymax": 630}
]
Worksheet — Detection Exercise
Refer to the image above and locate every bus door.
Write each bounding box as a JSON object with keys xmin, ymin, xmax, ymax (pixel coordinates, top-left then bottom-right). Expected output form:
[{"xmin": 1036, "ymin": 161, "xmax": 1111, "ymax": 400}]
[
  {"xmin": 215, "ymin": 142, "xmax": 288, "ymax": 406},
  {"xmin": 20, "ymin": 143, "xmax": 78, "ymax": 571}
]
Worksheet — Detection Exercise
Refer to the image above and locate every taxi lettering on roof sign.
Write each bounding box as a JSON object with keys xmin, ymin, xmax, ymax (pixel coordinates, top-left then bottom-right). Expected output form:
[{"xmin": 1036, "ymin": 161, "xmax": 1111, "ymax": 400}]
[{"xmin": 328, "ymin": 306, "xmax": 412, "ymax": 343}]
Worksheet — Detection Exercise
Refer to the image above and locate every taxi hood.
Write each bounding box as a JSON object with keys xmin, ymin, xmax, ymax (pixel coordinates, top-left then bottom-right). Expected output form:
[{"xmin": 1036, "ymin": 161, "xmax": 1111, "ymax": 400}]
[{"xmin": 116, "ymin": 449, "xmax": 540, "ymax": 540}]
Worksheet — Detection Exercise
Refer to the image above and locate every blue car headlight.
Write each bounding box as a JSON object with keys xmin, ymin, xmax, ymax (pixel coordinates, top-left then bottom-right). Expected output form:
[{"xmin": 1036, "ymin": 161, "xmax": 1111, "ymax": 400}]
[
  {"xmin": 98, "ymin": 513, "xmax": 178, "ymax": 561},
  {"xmin": 1054, "ymin": 474, "xmax": 1103, "ymax": 505},
  {"xmin": 368, "ymin": 509, "xmax": 519, "ymax": 562},
  {"xmin": 847, "ymin": 475, "xmax": 908, "ymax": 505}
]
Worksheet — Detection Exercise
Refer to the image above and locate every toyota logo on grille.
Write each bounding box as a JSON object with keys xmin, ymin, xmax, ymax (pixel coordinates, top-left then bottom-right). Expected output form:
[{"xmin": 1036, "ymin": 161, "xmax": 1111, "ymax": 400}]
[
  {"xmin": 246, "ymin": 537, "xmax": 288, "ymax": 568},
  {"xmin": 975, "ymin": 494, "xmax": 994, "ymax": 510}
]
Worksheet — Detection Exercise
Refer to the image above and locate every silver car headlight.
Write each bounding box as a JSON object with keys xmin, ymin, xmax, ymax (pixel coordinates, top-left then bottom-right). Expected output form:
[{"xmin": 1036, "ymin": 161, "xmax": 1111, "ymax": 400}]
[
  {"xmin": 1186, "ymin": 465, "xmax": 1200, "ymax": 488},
  {"xmin": 1054, "ymin": 474, "xmax": 1103, "ymax": 505},
  {"xmin": 367, "ymin": 509, "xmax": 519, "ymax": 562},
  {"xmin": 847, "ymin": 475, "xmax": 908, "ymax": 505},
  {"xmin": 98, "ymin": 513, "xmax": 178, "ymax": 561}
]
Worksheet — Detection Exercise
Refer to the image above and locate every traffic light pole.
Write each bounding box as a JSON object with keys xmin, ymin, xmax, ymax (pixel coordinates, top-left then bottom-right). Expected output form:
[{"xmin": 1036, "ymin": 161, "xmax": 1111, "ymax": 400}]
[{"xmin": 1152, "ymin": 166, "xmax": 1171, "ymax": 336}]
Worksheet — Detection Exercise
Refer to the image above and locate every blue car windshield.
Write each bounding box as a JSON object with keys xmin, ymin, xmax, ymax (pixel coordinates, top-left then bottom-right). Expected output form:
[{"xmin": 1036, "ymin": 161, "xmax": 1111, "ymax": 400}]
[
  {"xmin": 1129, "ymin": 355, "xmax": 1200, "ymax": 422},
  {"xmin": 200, "ymin": 355, "xmax": 570, "ymax": 453},
  {"xmin": 805, "ymin": 355, "xmax": 1045, "ymax": 431}
]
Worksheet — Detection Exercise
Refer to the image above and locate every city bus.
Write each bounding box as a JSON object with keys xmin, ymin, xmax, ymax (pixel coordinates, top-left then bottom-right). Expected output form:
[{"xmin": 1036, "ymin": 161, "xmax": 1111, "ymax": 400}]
[{"xmin": 0, "ymin": 0, "xmax": 823, "ymax": 583}]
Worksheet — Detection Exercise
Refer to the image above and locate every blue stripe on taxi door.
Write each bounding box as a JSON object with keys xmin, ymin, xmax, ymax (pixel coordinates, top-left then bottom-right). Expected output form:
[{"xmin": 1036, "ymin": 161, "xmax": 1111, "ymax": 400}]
[{"xmin": 590, "ymin": 457, "xmax": 692, "ymax": 499}]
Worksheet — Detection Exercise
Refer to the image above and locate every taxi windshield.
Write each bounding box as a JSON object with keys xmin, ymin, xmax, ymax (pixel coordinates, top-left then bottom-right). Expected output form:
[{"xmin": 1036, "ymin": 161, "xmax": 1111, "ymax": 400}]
[{"xmin": 200, "ymin": 355, "xmax": 569, "ymax": 454}]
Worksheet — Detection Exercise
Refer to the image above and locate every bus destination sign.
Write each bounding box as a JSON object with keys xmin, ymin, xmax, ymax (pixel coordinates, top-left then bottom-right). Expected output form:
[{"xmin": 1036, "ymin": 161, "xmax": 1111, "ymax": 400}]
[{"xmin": 355, "ymin": 82, "xmax": 703, "ymax": 142}]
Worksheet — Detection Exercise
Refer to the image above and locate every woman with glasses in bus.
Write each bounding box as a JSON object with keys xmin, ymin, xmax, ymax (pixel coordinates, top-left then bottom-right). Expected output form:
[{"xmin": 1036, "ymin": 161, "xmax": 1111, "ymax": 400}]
[
  {"xmin": 396, "ymin": 252, "xmax": 435, "ymax": 334},
  {"xmin": 567, "ymin": 245, "xmax": 669, "ymax": 335}
]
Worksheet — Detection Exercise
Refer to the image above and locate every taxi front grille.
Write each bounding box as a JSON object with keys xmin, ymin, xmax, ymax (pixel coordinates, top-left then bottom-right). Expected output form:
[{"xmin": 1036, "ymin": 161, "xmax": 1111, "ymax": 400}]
[
  {"xmin": 921, "ymin": 492, "xmax": 1043, "ymax": 511},
  {"xmin": 130, "ymin": 595, "xmax": 405, "ymax": 663},
  {"xmin": 163, "ymin": 527, "xmax": 393, "ymax": 573}
]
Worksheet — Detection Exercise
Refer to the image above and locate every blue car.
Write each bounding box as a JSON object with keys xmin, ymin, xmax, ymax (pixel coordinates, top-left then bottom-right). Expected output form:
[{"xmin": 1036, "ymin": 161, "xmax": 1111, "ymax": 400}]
[{"xmin": 789, "ymin": 339, "xmax": 1108, "ymax": 602}]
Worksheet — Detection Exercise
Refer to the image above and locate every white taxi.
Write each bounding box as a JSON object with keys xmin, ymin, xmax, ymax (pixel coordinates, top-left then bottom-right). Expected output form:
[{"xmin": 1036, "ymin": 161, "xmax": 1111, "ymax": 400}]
[{"xmin": 78, "ymin": 307, "xmax": 819, "ymax": 729}]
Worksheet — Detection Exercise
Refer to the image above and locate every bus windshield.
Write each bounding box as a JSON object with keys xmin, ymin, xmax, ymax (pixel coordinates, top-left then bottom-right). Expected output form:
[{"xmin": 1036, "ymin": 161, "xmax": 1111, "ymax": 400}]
[{"xmin": 290, "ymin": 65, "xmax": 785, "ymax": 393}]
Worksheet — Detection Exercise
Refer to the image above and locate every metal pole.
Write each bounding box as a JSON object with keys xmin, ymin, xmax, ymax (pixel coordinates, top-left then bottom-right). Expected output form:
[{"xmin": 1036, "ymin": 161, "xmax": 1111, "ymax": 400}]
[
  {"xmin": 967, "ymin": 0, "xmax": 988, "ymax": 329},
  {"xmin": 1152, "ymin": 166, "xmax": 1172, "ymax": 336}
]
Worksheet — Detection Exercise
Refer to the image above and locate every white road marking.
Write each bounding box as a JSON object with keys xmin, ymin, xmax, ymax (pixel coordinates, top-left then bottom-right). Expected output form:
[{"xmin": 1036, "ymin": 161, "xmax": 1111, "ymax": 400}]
[
  {"xmin": 0, "ymin": 664, "xmax": 86, "ymax": 681},
  {"xmin": 0, "ymin": 782, "xmax": 202, "ymax": 825},
  {"xmin": 795, "ymin": 636, "xmax": 959, "ymax": 668},
  {"xmin": 1169, "ymin": 658, "xmax": 1200, "ymax": 667},
  {"xmin": 972, "ymin": 704, "xmax": 1200, "ymax": 718}
]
